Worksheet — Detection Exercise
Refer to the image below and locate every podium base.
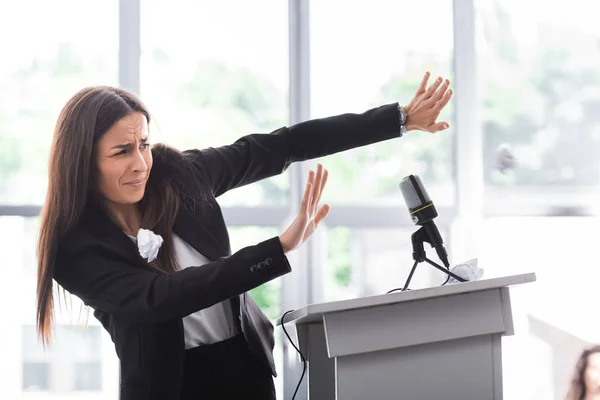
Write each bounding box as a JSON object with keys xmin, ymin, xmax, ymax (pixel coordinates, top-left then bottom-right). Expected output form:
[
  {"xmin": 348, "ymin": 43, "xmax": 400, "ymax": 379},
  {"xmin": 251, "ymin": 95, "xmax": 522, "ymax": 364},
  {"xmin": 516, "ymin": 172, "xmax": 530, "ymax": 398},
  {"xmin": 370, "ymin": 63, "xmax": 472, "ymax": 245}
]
[{"xmin": 295, "ymin": 286, "xmax": 515, "ymax": 400}]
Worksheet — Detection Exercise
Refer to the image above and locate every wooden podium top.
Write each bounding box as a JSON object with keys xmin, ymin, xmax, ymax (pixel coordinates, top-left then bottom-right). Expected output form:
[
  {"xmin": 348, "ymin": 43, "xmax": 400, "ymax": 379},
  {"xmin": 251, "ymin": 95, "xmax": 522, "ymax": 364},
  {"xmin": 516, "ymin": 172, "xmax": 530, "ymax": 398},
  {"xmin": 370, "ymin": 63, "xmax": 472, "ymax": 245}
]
[{"xmin": 275, "ymin": 272, "xmax": 536, "ymax": 325}]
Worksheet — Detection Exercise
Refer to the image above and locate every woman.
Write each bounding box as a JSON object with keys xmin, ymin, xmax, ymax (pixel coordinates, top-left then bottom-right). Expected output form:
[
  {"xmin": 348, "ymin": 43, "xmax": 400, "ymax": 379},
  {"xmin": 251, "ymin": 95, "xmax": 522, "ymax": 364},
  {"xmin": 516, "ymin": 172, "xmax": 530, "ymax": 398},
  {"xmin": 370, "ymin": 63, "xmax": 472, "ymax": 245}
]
[
  {"xmin": 36, "ymin": 71, "xmax": 452, "ymax": 399},
  {"xmin": 567, "ymin": 345, "xmax": 600, "ymax": 400}
]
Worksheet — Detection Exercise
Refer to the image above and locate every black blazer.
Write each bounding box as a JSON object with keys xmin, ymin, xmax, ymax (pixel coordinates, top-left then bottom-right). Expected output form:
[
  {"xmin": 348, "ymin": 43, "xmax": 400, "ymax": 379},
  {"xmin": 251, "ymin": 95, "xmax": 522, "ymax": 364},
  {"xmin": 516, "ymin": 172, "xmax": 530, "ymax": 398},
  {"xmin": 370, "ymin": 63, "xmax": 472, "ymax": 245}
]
[{"xmin": 53, "ymin": 103, "xmax": 402, "ymax": 399}]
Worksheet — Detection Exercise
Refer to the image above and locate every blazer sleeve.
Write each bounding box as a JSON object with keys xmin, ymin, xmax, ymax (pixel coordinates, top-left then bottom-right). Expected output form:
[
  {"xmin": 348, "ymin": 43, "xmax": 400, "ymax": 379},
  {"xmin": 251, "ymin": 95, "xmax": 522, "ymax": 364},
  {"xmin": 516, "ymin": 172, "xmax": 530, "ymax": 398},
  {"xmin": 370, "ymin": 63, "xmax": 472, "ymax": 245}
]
[
  {"xmin": 183, "ymin": 102, "xmax": 401, "ymax": 197},
  {"xmin": 53, "ymin": 236, "xmax": 290, "ymax": 324}
]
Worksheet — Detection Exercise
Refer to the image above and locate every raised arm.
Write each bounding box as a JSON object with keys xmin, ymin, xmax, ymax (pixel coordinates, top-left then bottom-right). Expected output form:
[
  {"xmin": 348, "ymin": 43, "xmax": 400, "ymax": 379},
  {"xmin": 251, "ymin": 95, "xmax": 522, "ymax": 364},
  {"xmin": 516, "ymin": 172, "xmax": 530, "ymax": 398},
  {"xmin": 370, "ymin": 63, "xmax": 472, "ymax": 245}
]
[
  {"xmin": 184, "ymin": 71, "xmax": 452, "ymax": 198},
  {"xmin": 54, "ymin": 236, "xmax": 290, "ymax": 324},
  {"xmin": 183, "ymin": 103, "xmax": 400, "ymax": 198}
]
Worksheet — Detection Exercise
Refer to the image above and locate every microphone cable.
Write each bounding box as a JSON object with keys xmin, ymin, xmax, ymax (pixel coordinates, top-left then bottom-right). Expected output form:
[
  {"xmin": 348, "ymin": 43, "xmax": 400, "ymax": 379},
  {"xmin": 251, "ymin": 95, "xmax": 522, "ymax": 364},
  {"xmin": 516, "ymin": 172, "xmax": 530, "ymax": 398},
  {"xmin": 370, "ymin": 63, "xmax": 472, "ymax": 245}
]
[{"xmin": 280, "ymin": 309, "xmax": 306, "ymax": 400}]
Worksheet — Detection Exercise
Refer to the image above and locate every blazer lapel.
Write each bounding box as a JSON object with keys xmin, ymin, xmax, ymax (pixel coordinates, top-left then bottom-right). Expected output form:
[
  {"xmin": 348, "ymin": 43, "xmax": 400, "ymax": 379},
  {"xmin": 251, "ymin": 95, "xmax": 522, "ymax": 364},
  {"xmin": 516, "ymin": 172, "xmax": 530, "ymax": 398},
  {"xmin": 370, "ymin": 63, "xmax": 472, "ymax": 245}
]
[
  {"xmin": 80, "ymin": 200, "xmax": 150, "ymax": 269},
  {"xmin": 173, "ymin": 205, "xmax": 229, "ymax": 262},
  {"xmin": 81, "ymin": 198, "xmax": 229, "ymax": 266}
]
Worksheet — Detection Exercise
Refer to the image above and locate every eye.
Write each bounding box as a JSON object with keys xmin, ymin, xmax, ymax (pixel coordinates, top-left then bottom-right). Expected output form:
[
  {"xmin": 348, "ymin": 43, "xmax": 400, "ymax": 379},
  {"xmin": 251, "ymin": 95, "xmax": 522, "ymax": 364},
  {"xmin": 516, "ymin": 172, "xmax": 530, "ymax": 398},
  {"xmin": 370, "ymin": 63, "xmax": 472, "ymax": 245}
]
[
  {"xmin": 141, "ymin": 142, "xmax": 150, "ymax": 149},
  {"xmin": 113, "ymin": 149, "xmax": 127, "ymax": 156}
]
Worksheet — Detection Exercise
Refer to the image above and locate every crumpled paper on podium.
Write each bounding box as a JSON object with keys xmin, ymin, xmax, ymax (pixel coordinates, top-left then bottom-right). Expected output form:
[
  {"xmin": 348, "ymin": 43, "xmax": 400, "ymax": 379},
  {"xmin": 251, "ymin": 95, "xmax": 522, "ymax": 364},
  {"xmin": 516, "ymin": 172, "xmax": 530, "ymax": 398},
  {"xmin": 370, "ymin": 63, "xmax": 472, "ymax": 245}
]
[{"xmin": 447, "ymin": 258, "xmax": 484, "ymax": 284}]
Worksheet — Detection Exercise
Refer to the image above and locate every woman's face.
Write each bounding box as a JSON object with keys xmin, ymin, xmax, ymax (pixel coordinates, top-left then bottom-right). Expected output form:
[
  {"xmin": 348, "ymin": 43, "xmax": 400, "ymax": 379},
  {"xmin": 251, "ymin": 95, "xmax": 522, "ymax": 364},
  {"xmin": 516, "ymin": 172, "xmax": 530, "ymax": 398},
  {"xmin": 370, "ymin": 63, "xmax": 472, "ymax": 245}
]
[
  {"xmin": 585, "ymin": 352, "xmax": 600, "ymax": 394},
  {"xmin": 94, "ymin": 112, "xmax": 153, "ymax": 205}
]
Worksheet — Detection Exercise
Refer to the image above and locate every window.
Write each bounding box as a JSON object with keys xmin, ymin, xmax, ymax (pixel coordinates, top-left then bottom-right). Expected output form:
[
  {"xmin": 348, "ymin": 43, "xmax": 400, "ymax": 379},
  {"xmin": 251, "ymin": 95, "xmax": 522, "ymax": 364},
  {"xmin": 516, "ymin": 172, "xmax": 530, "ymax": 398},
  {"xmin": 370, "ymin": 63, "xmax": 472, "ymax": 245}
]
[
  {"xmin": 22, "ymin": 326, "xmax": 103, "ymax": 393},
  {"xmin": 140, "ymin": 0, "xmax": 290, "ymax": 207},
  {"xmin": 0, "ymin": 0, "xmax": 118, "ymax": 205},
  {"xmin": 22, "ymin": 363, "xmax": 49, "ymax": 391},
  {"xmin": 0, "ymin": 215, "xmax": 119, "ymax": 398},
  {"xmin": 75, "ymin": 362, "xmax": 102, "ymax": 391},
  {"xmin": 310, "ymin": 0, "xmax": 455, "ymax": 206},
  {"xmin": 477, "ymin": 0, "xmax": 600, "ymax": 211},
  {"xmin": 475, "ymin": 3, "xmax": 600, "ymax": 394},
  {"xmin": 478, "ymin": 216, "xmax": 600, "ymax": 399},
  {"xmin": 324, "ymin": 227, "xmax": 452, "ymax": 302},
  {"xmin": 0, "ymin": 216, "xmax": 38, "ymax": 270}
]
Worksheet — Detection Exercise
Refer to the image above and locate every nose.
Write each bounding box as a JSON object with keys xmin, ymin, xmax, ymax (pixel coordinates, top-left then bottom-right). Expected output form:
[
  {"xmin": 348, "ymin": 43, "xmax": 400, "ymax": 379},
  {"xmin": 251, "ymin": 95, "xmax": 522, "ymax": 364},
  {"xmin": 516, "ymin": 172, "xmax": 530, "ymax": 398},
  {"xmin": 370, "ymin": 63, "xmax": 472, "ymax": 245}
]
[{"xmin": 132, "ymin": 148, "xmax": 149, "ymax": 173}]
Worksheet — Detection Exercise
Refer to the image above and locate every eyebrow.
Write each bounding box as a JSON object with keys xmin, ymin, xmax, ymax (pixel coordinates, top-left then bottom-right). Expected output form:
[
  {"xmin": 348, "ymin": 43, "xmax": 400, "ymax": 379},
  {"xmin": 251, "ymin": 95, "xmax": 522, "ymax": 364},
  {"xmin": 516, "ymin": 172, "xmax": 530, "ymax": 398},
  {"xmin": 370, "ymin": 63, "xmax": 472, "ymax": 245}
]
[{"xmin": 110, "ymin": 137, "xmax": 149, "ymax": 150}]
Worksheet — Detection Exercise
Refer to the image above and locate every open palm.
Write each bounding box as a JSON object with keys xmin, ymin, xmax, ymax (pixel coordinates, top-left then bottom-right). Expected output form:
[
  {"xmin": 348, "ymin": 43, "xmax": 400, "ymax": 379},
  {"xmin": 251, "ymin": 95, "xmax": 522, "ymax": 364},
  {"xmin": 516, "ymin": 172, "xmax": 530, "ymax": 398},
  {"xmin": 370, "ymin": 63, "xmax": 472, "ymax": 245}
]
[
  {"xmin": 404, "ymin": 71, "xmax": 453, "ymax": 133},
  {"xmin": 279, "ymin": 164, "xmax": 330, "ymax": 254}
]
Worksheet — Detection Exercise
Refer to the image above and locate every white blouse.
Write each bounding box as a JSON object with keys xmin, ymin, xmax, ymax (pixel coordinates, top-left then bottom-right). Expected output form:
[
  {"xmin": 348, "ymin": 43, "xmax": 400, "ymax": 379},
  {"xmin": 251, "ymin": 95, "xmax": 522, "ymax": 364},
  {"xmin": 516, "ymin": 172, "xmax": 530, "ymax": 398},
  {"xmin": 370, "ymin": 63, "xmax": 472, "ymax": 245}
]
[{"xmin": 128, "ymin": 232, "xmax": 241, "ymax": 349}]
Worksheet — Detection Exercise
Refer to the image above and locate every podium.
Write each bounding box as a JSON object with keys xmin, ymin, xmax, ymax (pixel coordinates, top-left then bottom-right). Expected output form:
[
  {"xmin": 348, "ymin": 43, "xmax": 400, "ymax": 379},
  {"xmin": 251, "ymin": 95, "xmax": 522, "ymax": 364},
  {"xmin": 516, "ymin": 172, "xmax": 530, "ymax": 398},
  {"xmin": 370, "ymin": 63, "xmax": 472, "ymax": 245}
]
[{"xmin": 276, "ymin": 273, "xmax": 536, "ymax": 400}]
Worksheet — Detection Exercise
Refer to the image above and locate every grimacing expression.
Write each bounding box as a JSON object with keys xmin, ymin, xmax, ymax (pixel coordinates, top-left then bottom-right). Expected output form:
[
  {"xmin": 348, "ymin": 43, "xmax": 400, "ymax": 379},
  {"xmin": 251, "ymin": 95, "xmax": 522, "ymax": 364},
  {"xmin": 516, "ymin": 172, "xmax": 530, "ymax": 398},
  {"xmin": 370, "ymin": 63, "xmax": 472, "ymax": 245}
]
[{"xmin": 95, "ymin": 112, "xmax": 152, "ymax": 205}]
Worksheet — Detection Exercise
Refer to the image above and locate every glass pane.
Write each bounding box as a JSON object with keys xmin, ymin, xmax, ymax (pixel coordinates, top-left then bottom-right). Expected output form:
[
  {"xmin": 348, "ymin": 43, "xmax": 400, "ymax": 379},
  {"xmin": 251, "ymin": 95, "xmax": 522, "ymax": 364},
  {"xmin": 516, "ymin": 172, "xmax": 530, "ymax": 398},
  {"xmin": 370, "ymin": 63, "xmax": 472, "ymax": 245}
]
[
  {"xmin": 74, "ymin": 362, "xmax": 102, "ymax": 391},
  {"xmin": 0, "ymin": 0, "xmax": 118, "ymax": 204},
  {"xmin": 22, "ymin": 362, "xmax": 49, "ymax": 391},
  {"xmin": 22, "ymin": 326, "xmax": 102, "ymax": 393},
  {"xmin": 23, "ymin": 325, "xmax": 101, "ymax": 361},
  {"xmin": 140, "ymin": 0, "xmax": 289, "ymax": 206},
  {"xmin": 478, "ymin": 217, "xmax": 600, "ymax": 399},
  {"xmin": 55, "ymin": 326, "xmax": 102, "ymax": 360},
  {"xmin": 0, "ymin": 216, "xmax": 38, "ymax": 273},
  {"xmin": 22, "ymin": 326, "xmax": 48, "ymax": 360},
  {"xmin": 310, "ymin": 0, "xmax": 455, "ymax": 206},
  {"xmin": 0, "ymin": 216, "xmax": 118, "ymax": 396},
  {"xmin": 478, "ymin": 0, "xmax": 600, "ymax": 199},
  {"xmin": 324, "ymin": 226, "xmax": 452, "ymax": 302}
]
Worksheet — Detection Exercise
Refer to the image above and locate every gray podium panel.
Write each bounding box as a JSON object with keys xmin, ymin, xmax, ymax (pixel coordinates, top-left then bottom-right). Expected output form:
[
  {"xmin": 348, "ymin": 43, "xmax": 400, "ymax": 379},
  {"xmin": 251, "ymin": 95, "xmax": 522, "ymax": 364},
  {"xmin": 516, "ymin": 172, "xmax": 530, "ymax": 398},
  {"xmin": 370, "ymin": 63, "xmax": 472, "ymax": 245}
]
[
  {"xmin": 336, "ymin": 334, "xmax": 503, "ymax": 400},
  {"xmin": 322, "ymin": 288, "xmax": 511, "ymax": 358}
]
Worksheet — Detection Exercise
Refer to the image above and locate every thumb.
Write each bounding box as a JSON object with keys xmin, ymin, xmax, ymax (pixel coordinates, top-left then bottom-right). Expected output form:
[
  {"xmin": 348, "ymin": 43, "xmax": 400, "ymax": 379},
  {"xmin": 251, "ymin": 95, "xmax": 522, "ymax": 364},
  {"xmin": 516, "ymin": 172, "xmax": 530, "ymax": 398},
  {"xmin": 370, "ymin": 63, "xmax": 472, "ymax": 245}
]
[{"xmin": 429, "ymin": 121, "xmax": 450, "ymax": 133}]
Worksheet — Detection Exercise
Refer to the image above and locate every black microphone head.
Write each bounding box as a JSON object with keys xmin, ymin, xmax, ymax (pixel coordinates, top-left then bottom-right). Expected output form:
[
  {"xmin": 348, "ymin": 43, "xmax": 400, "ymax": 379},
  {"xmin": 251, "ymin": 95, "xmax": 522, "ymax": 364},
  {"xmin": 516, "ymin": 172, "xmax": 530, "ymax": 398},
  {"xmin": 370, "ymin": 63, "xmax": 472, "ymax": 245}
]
[
  {"xmin": 399, "ymin": 175, "xmax": 431, "ymax": 208},
  {"xmin": 399, "ymin": 175, "xmax": 438, "ymax": 225}
]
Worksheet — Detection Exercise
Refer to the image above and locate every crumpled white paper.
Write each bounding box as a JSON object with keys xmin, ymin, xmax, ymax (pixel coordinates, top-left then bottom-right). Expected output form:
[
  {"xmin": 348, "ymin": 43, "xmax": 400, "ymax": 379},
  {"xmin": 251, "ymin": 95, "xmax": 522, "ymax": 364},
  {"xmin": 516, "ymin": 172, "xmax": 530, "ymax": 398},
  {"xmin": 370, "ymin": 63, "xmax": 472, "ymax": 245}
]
[
  {"xmin": 136, "ymin": 228, "xmax": 164, "ymax": 262},
  {"xmin": 495, "ymin": 144, "xmax": 518, "ymax": 173},
  {"xmin": 447, "ymin": 258, "xmax": 484, "ymax": 284}
]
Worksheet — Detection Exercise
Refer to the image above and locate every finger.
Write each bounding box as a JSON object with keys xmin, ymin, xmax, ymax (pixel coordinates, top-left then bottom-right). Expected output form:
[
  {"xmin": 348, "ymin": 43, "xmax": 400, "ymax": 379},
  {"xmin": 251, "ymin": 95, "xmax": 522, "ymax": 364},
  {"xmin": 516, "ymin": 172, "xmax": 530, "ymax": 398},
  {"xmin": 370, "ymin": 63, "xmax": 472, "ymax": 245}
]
[
  {"xmin": 424, "ymin": 76, "xmax": 444, "ymax": 98},
  {"xmin": 313, "ymin": 204, "xmax": 330, "ymax": 227},
  {"xmin": 428, "ymin": 79, "xmax": 450, "ymax": 105},
  {"xmin": 314, "ymin": 168, "xmax": 329, "ymax": 207},
  {"xmin": 306, "ymin": 169, "xmax": 315, "ymax": 190},
  {"xmin": 310, "ymin": 165, "xmax": 324, "ymax": 214},
  {"xmin": 417, "ymin": 71, "xmax": 430, "ymax": 94},
  {"xmin": 433, "ymin": 88, "xmax": 453, "ymax": 111},
  {"xmin": 303, "ymin": 204, "xmax": 331, "ymax": 241},
  {"xmin": 300, "ymin": 179, "xmax": 313, "ymax": 215},
  {"xmin": 428, "ymin": 121, "xmax": 450, "ymax": 133}
]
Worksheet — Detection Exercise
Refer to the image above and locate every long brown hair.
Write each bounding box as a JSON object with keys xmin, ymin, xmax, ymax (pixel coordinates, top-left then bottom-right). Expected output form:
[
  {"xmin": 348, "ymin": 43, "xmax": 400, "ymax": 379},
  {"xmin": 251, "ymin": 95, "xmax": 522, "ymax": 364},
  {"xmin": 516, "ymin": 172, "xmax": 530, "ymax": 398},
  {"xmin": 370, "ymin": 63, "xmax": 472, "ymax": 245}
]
[
  {"xmin": 36, "ymin": 86, "xmax": 199, "ymax": 347},
  {"xmin": 566, "ymin": 345, "xmax": 600, "ymax": 400}
]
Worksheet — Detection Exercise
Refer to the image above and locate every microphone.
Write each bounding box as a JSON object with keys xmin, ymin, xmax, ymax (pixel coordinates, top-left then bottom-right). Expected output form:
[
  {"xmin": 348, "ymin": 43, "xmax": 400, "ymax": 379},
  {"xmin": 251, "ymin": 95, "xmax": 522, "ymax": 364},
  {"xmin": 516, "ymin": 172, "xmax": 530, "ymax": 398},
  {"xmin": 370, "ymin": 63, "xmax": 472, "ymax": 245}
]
[{"xmin": 399, "ymin": 175, "xmax": 450, "ymax": 268}]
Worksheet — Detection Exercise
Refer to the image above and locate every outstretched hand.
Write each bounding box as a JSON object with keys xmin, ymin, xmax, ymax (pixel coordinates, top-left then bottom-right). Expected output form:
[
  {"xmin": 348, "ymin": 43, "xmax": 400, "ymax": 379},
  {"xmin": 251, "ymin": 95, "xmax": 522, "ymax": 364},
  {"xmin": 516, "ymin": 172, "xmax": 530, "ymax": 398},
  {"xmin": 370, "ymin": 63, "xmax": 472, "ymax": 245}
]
[
  {"xmin": 403, "ymin": 71, "xmax": 453, "ymax": 133},
  {"xmin": 279, "ymin": 164, "xmax": 330, "ymax": 254}
]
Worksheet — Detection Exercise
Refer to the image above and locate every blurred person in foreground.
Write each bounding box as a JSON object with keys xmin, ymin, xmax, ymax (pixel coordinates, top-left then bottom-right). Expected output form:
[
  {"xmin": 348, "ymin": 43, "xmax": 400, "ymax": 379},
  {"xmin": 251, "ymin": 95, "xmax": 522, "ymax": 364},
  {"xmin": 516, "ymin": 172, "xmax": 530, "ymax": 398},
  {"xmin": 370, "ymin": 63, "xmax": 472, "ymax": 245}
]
[{"xmin": 567, "ymin": 345, "xmax": 600, "ymax": 400}]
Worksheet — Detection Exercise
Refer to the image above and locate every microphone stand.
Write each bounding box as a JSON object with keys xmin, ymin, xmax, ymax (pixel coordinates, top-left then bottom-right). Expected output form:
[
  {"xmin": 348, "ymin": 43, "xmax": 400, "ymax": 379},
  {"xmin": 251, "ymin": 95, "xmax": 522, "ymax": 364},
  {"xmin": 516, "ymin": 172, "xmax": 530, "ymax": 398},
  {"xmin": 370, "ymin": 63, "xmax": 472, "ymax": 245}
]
[{"xmin": 400, "ymin": 225, "xmax": 467, "ymax": 291}]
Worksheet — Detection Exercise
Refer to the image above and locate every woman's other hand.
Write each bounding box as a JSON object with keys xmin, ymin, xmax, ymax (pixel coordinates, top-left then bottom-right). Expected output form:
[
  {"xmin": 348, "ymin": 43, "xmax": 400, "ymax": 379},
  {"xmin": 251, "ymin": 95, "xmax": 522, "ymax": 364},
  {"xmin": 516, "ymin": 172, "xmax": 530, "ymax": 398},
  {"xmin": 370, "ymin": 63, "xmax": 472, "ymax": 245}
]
[
  {"xmin": 403, "ymin": 71, "xmax": 453, "ymax": 133},
  {"xmin": 279, "ymin": 164, "xmax": 330, "ymax": 254}
]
